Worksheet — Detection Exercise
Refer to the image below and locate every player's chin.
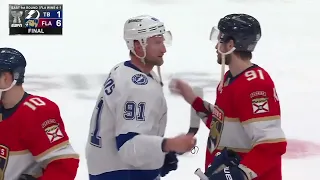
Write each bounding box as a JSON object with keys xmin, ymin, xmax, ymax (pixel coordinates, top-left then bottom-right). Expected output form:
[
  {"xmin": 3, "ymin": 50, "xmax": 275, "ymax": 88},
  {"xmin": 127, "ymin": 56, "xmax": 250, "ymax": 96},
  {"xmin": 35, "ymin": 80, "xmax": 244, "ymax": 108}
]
[{"xmin": 155, "ymin": 58, "xmax": 164, "ymax": 66}]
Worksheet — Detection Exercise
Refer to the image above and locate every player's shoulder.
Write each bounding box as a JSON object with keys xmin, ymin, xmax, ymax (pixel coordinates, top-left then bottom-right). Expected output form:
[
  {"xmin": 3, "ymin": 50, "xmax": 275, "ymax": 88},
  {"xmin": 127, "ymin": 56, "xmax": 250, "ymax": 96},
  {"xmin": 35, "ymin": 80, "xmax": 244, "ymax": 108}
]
[
  {"xmin": 240, "ymin": 65, "xmax": 275, "ymax": 86},
  {"xmin": 22, "ymin": 94, "xmax": 59, "ymax": 113},
  {"xmin": 111, "ymin": 61, "xmax": 155, "ymax": 89},
  {"xmin": 232, "ymin": 65, "xmax": 276, "ymax": 99}
]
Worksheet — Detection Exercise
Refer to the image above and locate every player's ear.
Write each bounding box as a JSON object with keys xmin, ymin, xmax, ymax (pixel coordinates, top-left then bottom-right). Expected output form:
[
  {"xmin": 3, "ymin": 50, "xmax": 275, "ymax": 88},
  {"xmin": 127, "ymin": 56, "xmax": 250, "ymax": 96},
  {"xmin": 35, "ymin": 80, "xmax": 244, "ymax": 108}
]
[
  {"xmin": 133, "ymin": 40, "xmax": 142, "ymax": 50},
  {"xmin": 133, "ymin": 40, "xmax": 143, "ymax": 56},
  {"xmin": 227, "ymin": 39, "xmax": 235, "ymax": 51}
]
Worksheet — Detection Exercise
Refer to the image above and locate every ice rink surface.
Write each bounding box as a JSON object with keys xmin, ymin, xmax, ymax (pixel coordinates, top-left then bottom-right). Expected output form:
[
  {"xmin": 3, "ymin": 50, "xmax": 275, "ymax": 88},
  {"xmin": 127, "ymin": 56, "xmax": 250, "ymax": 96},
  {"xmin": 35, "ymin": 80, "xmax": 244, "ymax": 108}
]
[{"xmin": 0, "ymin": 0, "xmax": 320, "ymax": 179}]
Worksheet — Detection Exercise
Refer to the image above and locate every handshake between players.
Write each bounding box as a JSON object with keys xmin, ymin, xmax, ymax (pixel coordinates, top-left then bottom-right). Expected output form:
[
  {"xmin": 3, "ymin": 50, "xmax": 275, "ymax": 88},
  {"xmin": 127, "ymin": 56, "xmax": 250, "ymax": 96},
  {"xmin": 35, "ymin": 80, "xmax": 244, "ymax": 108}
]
[{"xmin": 85, "ymin": 12, "xmax": 286, "ymax": 180}]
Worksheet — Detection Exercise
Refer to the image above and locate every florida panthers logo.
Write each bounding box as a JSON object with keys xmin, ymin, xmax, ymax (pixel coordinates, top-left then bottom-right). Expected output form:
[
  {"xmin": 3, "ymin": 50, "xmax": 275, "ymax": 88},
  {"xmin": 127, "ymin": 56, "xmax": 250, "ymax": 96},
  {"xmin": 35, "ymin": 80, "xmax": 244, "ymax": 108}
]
[
  {"xmin": 207, "ymin": 105, "xmax": 224, "ymax": 153},
  {"xmin": 0, "ymin": 145, "xmax": 9, "ymax": 180}
]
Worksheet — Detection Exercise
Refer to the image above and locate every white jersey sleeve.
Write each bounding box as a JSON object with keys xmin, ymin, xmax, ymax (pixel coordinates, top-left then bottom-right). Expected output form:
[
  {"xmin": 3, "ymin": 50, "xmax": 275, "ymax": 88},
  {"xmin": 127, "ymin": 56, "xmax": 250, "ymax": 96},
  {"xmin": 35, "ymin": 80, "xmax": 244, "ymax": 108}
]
[{"xmin": 86, "ymin": 61, "xmax": 168, "ymax": 180}]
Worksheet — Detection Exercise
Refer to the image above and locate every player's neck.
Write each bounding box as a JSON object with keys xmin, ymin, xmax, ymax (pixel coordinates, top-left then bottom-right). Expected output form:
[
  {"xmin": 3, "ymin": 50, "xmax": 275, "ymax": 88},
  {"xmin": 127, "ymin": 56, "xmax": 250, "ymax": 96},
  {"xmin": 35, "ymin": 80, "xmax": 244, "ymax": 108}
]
[
  {"xmin": 131, "ymin": 58, "xmax": 153, "ymax": 74},
  {"xmin": 229, "ymin": 59, "xmax": 253, "ymax": 77},
  {"xmin": 2, "ymin": 86, "xmax": 25, "ymax": 109}
]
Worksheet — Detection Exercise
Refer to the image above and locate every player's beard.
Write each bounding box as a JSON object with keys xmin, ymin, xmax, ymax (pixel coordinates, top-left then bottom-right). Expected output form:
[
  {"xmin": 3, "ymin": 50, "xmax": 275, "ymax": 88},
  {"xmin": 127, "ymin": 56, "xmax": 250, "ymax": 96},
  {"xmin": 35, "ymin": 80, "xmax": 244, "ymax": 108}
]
[
  {"xmin": 145, "ymin": 57, "xmax": 164, "ymax": 66},
  {"xmin": 217, "ymin": 54, "xmax": 232, "ymax": 65}
]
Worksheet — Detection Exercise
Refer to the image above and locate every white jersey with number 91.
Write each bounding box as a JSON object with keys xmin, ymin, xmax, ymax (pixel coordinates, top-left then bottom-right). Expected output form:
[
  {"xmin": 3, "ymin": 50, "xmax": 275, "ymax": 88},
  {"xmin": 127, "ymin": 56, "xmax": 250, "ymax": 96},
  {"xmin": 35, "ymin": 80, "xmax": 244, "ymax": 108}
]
[{"xmin": 86, "ymin": 60, "xmax": 168, "ymax": 180}]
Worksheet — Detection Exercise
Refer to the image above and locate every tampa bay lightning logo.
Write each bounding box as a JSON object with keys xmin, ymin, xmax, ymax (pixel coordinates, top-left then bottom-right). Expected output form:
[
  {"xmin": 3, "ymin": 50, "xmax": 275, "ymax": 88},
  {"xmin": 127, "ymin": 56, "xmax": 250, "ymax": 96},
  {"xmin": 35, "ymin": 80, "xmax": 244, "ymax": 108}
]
[{"xmin": 132, "ymin": 74, "xmax": 148, "ymax": 85}]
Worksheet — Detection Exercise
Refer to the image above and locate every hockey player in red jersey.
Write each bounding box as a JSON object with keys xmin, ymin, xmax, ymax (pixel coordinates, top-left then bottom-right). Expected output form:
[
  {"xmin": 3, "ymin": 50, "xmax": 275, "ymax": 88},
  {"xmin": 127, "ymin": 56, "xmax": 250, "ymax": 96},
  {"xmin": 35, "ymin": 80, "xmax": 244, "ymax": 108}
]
[
  {"xmin": 170, "ymin": 14, "xmax": 287, "ymax": 180},
  {"xmin": 0, "ymin": 48, "xmax": 79, "ymax": 180}
]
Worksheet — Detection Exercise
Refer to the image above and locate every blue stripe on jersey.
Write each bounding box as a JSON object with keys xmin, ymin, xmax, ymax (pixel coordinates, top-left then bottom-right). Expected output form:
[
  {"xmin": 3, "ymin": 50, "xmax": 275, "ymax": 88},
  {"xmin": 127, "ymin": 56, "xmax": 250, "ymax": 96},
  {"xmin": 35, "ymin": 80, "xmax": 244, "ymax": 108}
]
[
  {"xmin": 124, "ymin": 61, "xmax": 153, "ymax": 78},
  {"xmin": 115, "ymin": 132, "xmax": 139, "ymax": 150},
  {"xmin": 89, "ymin": 169, "xmax": 160, "ymax": 180}
]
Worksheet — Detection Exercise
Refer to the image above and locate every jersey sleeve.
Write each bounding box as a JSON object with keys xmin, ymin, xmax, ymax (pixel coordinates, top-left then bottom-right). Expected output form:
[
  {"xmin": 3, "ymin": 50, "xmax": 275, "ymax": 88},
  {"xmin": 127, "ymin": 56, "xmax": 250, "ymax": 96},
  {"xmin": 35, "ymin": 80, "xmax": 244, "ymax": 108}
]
[
  {"xmin": 235, "ymin": 80, "xmax": 287, "ymax": 178},
  {"xmin": 191, "ymin": 97, "xmax": 215, "ymax": 129},
  {"xmin": 113, "ymin": 86, "xmax": 166, "ymax": 168},
  {"xmin": 191, "ymin": 75, "xmax": 230, "ymax": 129},
  {"xmin": 21, "ymin": 97, "xmax": 79, "ymax": 179}
]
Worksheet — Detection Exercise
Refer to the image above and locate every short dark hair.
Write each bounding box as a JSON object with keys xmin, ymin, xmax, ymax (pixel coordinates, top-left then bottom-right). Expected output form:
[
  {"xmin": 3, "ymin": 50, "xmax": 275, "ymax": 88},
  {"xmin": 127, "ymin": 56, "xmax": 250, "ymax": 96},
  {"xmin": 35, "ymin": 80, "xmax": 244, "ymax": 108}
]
[{"xmin": 234, "ymin": 51, "xmax": 252, "ymax": 60}]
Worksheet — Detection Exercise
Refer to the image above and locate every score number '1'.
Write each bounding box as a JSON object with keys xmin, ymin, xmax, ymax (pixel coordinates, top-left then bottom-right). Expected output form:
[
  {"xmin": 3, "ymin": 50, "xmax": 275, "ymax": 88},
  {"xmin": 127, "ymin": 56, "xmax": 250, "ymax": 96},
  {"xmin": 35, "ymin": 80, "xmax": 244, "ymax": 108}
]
[{"xmin": 57, "ymin": 11, "xmax": 61, "ymax": 18}]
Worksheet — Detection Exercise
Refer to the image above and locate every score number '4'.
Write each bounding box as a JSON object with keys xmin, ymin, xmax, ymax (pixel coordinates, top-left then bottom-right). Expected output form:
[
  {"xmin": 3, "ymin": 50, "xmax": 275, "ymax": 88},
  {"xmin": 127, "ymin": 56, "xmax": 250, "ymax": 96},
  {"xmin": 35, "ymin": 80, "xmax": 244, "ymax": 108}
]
[
  {"xmin": 90, "ymin": 78, "xmax": 146, "ymax": 148},
  {"xmin": 245, "ymin": 69, "xmax": 279, "ymax": 102}
]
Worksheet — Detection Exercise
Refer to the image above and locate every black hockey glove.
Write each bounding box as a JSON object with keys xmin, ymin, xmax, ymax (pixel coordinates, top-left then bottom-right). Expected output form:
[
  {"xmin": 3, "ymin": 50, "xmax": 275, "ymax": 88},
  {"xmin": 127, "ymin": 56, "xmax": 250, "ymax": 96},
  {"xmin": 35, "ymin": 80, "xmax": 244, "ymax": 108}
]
[
  {"xmin": 18, "ymin": 174, "xmax": 37, "ymax": 180},
  {"xmin": 207, "ymin": 166, "xmax": 248, "ymax": 180},
  {"xmin": 205, "ymin": 147, "xmax": 241, "ymax": 175},
  {"xmin": 160, "ymin": 152, "xmax": 178, "ymax": 177},
  {"xmin": 205, "ymin": 148, "xmax": 248, "ymax": 180}
]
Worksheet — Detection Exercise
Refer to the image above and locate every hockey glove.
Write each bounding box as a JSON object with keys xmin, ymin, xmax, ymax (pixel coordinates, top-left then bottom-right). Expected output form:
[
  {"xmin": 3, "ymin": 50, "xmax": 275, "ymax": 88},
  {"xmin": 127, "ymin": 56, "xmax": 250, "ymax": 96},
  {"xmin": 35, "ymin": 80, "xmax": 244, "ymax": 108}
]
[
  {"xmin": 18, "ymin": 174, "xmax": 37, "ymax": 180},
  {"xmin": 205, "ymin": 148, "xmax": 248, "ymax": 180},
  {"xmin": 160, "ymin": 152, "xmax": 178, "ymax": 177},
  {"xmin": 207, "ymin": 166, "xmax": 248, "ymax": 180},
  {"xmin": 205, "ymin": 147, "xmax": 241, "ymax": 175}
]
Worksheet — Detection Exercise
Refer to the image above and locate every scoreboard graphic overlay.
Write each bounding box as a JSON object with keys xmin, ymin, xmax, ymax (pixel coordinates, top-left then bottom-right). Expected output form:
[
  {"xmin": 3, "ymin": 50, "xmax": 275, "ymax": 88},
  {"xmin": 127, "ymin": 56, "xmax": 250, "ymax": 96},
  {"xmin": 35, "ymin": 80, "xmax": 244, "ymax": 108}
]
[{"xmin": 9, "ymin": 4, "xmax": 63, "ymax": 35}]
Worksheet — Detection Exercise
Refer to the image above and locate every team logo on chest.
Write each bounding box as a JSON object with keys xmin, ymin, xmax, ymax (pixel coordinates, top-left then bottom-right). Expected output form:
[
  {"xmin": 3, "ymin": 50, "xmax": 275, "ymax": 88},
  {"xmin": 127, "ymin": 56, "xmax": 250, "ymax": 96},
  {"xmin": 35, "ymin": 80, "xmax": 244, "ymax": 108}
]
[
  {"xmin": 207, "ymin": 105, "xmax": 224, "ymax": 153},
  {"xmin": 0, "ymin": 145, "xmax": 9, "ymax": 180}
]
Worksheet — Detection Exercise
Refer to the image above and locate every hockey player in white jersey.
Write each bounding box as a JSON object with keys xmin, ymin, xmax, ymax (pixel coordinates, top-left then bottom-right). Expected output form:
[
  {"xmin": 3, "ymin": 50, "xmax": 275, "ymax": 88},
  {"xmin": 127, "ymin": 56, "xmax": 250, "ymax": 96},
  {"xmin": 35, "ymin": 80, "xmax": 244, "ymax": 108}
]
[{"xmin": 85, "ymin": 15, "xmax": 196, "ymax": 180}]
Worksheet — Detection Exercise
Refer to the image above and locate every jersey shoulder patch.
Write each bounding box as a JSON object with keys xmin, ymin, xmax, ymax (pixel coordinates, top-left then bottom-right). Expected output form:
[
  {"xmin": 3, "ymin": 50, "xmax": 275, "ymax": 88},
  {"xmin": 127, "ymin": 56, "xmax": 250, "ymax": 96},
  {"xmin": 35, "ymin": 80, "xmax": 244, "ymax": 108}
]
[{"xmin": 131, "ymin": 73, "xmax": 148, "ymax": 85}]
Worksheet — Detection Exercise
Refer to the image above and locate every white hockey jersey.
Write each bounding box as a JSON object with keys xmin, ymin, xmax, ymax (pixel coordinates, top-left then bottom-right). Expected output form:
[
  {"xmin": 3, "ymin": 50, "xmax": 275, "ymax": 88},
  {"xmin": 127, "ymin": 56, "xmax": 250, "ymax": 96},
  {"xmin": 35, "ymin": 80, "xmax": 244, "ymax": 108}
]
[{"xmin": 86, "ymin": 61, "xmax": 168, "ymax": 180}]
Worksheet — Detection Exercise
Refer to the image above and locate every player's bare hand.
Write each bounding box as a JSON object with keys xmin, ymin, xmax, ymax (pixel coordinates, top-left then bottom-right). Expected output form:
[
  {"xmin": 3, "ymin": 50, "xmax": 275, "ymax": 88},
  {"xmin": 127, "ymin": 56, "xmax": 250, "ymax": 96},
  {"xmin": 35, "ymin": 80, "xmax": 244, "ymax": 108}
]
[
  {"xmin": 165, "ymin": 134, "xmax": 196, "ymax": 153},
  {"xmin": 169, "ymin": 79, "xmax": 197, "ymax": 104}
]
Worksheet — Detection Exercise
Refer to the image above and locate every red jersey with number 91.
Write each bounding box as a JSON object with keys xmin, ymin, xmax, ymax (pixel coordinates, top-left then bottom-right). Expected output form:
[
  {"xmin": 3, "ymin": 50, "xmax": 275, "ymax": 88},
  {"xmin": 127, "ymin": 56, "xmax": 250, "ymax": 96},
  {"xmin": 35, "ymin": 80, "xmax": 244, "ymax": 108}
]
[
  {"xmin": 0, "ymin": 94, "xmax": 79, "ymax": 179},
  {"xmin": 192, "ymin": 65, "xmax": 287, "ymax": 180}
]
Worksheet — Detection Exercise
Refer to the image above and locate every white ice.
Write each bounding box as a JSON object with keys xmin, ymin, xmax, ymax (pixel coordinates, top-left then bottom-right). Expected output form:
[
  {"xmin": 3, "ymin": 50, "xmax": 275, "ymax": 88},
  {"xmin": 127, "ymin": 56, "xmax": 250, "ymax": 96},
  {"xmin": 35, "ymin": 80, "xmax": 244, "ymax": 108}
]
[{"xmin": 0, "ymin": 0, "xmax": 320, "ymax": 179}]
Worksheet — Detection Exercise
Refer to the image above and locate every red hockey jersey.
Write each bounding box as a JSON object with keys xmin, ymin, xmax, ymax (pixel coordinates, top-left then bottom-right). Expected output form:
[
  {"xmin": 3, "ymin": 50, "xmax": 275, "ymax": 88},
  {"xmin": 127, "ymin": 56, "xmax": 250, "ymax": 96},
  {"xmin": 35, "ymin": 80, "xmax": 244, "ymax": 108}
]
[
  {"xmin": 0, "ymin": 93, "xmax": 79, "ymax": 180},
  {"xmin": 192, "ymin": 65, "xmax": 287, "ymax": 180}
]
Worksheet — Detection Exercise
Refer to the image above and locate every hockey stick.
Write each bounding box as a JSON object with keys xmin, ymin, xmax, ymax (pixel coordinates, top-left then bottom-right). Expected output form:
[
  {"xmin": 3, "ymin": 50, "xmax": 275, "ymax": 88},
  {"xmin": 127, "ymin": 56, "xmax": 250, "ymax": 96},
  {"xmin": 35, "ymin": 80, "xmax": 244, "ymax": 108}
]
[
  {"xmin": 178, "ymin": 86, "xmax": 203, "ymax": 155},
  {"xmin": 187, "ymin": 86, "xmax": 204, "ymax": 136},
  {"xmin": 194, "ymin": 168, "xmax": 209, "ymax": 180}
]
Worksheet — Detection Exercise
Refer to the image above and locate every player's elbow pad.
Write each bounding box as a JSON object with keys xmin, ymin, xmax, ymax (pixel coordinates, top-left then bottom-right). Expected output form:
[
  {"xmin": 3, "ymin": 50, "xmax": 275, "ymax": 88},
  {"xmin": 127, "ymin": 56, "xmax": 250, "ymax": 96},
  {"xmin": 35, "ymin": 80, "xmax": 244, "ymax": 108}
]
[{"xmin": 116, "ymin": 133, "xmax": 165, "ymax": 168}]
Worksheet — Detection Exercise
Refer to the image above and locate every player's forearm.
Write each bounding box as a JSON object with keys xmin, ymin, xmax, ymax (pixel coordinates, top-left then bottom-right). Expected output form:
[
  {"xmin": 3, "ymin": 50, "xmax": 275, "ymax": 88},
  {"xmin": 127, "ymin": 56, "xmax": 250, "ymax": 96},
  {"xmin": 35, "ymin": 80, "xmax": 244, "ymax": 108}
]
[
  {"xmin": 39, "ymin": 158, "xmax": 79, "ymax": 180},
  {"xmin": 117, "ymin": 133, "xmax": 166, "ymax": 168},
  {"xmin": 240, "ymin": 141, "xmax": 287, "ymax": 178},
  {"xmin": 191, "ymin": 97, "xmax": 214, "ymax": 128}
]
